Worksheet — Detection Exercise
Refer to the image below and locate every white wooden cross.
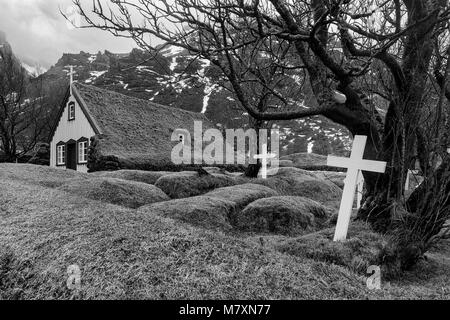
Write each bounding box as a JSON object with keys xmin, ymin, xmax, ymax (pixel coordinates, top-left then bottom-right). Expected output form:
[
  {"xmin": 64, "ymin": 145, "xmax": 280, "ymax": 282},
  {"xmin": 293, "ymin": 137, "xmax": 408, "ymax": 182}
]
[
  {"xmin": 327, "ymin": 135, "xmax": 387, "ymax": 241},
  {"xmin": 254, "ymin": 143, "xmax": 276, "ymax": 179}
]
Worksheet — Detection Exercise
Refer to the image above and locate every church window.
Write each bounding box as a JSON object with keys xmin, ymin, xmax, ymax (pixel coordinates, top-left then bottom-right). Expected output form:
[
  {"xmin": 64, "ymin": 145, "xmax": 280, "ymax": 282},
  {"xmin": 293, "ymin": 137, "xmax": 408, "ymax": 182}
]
[
  {"xmin": 68, "ymin": 102, "xmax": 75, "ymax": 121},
  {"xmin": 77, "ymin": 138, "xmax": 88, "ymax": 164}
]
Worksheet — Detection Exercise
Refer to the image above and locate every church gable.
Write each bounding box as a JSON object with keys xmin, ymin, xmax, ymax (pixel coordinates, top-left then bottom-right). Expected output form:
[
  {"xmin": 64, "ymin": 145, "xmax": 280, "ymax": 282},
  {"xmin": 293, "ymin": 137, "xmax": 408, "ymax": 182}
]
[{"xmin": 49, "ymin": 86, "xmax": 99, "ymax": 171}]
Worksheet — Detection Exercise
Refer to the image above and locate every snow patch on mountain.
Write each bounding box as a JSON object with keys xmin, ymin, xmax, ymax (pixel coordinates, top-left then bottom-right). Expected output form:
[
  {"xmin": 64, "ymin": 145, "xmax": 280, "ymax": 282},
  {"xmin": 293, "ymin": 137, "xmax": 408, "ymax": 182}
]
[
  {"xmin": 202, "ymin": 82, "xmax": 218, "ymax": 114},
  {"xmin": 169, "ymin": 57, "xmax": 178, "ymax": 71},
  {"xmin": 22, "ymin": 62, "xmax": 47, "ymax": 76},
  {"xmin": 85, "ymin": 70, "xmax": 107, "ymax": 83},
  {"xmin": 161, "ymin": 45, "xmax": 185, "ymax": 57}
]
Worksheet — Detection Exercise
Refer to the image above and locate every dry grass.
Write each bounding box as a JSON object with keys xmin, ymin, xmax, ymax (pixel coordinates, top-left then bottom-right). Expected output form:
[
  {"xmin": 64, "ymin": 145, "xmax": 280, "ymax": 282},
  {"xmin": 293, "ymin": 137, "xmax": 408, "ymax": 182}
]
[
  {"xmin": 280, "ymin": 153, "xmax": 327, "ymax": 167},
  {"xmin": 0, "ymin": 163, "xmax": 90, "ymax": 188},
  {"xmin": 92, "ymin": 169, "xmax": 171, "ymax": 185},
  {"xmin": 154, "ymin": 172, "xmax": 238, "ymax": 199},
  {"xmin": 279, "ymin": 160, "xmax": 294, "ymax": 167},
  {"xmin": 250, "ymin": 167, "xmax": 342, "ymax": 207},
  {"xmin": 139, "ymin": 196, "xmax": 236, "ymax": 232},
  {"xmin": 1, "ymin": 166, "xmax": 380, "ymax": 299},
  {"xmin": 57, "ymin": 177, "xmax": 170, "ymax": 209},
  {"xmin": 275, "ymin": 222, "xmax": 386, "ymax": 274},
  {"xmin": 205, "ymin": 183, "xmax": 278, "ymax": 209},
  {"xmin": 235, "ymin": 196, "xmax": 334, "ymax": 236},
  {"xmin": 1, "ymin": 164, "xmax": 449, "ymax": 299},
  {"xmin": 313, "ymin": 171, "xmax": 347, "ymax": 188}
]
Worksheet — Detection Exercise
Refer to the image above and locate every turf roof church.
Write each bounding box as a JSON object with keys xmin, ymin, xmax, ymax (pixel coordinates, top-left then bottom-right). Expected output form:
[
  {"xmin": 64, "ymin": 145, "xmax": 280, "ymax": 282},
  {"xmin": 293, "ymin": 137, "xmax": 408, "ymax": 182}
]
[{"xmin": 49, "ymin": 70, "xmax": 211, "ymax": 173}]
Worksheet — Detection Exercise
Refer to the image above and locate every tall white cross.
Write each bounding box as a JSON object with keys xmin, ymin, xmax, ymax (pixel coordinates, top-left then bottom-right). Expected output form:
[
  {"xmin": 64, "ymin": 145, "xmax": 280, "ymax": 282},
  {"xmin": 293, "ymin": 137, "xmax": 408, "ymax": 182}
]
[
  {"xmin": 68, "ymin": 65, "xmax": 76, "ymax": 94},
  {"xmin": 254, "ymin": 143, "xmax": 276, "ymax": 179},
  {"xmin": 327, "ymin": 135, "xmax": 387, "ymax": 241}
]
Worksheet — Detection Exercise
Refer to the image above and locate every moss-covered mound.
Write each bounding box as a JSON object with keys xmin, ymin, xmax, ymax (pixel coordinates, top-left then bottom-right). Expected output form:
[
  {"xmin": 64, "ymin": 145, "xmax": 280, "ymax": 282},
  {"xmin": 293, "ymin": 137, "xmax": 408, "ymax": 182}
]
[
  {"xmin": 58, "ymin": 177, "xmax": 169, "ymax": 208},
  {"xmin": 205, "ymin": 183, "xmax": 278, "ymax": 209},
  {"xmin": 313, "ymin": 171, "xmax": 347, "ymax": 188},
  {"xmin": 92, "ymin": 169, "xmax": 170, "ymax": 185},
  {"xmin": 154, "ymin": 172, "xmax": 237, "ymax": 199},
  {"xmin": 251, "ymin": 167, "xmax": 342, "ymax": 206},
  {"xmin": 235, "ymin": 196, "xmax": 334, "ymax": 235},
  {"xmin": 139, "ymin": 196, "xmax": 236, "ymax": 231},
  {"xmin": 0, "ymin": 163, "xmax": 89, "ymax": 188}
]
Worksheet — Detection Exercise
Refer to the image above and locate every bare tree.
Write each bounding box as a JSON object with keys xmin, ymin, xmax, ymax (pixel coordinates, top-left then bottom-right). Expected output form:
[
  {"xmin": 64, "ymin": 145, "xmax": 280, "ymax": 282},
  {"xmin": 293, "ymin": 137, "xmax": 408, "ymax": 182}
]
[
  {"xmin": 0, "ymin": 45, "xmax": 48, "ymax": 162},
  {"xmin": 70, "ymin": 0, "xmax": 450, "ymax": 272}
]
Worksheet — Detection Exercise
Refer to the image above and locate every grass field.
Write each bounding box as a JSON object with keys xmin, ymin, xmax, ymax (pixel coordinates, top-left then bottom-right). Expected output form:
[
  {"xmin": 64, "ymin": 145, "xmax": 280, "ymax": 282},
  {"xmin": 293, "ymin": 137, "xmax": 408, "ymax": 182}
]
[{"xmin": 0, "ymin": 164, "xmax": 449, "ymax": 299}]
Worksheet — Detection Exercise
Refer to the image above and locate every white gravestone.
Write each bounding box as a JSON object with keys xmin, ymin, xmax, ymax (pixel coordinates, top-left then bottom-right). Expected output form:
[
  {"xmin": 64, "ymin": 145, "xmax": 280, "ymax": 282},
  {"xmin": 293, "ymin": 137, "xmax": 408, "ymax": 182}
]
[
  {"xmin": 327, "ymin": 135, "xmax": 387, "ymax": 241},
  {"xmin": 254, "ymin": 143, "xmax": 276, "ymax": 179}
]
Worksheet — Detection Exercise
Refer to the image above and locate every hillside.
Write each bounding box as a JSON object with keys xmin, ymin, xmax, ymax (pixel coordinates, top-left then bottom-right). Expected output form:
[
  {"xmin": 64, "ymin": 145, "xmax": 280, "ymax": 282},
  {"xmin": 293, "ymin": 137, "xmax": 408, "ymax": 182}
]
[
  {"xmin": 0, "ymin": 164, "xmax": 449, "ymax": 299},
  {"xmin": 37, "ymin": 46, "xmax": 352, "ymax": 156}
]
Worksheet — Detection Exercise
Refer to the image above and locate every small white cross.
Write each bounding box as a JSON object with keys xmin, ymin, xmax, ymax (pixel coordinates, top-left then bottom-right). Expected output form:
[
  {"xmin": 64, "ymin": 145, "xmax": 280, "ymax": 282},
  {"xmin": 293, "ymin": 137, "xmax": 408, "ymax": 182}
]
[
  {"xmin": 327, "ymin": 135, "xmax": 387, "ymax": 241},
  {"xmin": 67, "ymin": 65, "xmax": 76, "ymax": 94},
  {"xmin": 254, "ymin": 143, "xmax": 276, "ymax": 179}
]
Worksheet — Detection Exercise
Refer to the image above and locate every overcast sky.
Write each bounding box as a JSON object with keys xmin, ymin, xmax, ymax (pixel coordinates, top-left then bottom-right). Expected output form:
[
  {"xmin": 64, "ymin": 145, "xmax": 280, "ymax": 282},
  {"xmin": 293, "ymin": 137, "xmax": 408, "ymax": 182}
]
[{"xmin": 0, "ymin": 0, "xmax": 138, "ymax": 68}]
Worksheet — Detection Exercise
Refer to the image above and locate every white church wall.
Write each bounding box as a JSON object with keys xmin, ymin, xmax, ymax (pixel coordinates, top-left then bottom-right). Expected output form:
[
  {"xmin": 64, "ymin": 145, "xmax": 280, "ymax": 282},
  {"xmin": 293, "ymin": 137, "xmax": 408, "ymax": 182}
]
[{"xmin": 50, "ymin": 95, "xmax": 96, "ymax": 173}]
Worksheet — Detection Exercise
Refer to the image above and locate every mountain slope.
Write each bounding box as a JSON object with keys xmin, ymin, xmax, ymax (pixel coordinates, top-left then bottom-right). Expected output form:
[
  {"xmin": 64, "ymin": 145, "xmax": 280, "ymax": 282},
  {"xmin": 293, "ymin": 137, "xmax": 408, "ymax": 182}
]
[{"xmin": 38, "ymin": 46, "xmax": 352, "ymax": 156}]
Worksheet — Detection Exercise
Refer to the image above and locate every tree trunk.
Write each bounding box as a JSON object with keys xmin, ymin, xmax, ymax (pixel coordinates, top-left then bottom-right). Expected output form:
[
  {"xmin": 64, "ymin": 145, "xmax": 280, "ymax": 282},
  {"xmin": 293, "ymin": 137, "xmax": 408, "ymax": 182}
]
[{"xmin": 245, "ymin": 118, "xmax": 263, "ymax": 178}]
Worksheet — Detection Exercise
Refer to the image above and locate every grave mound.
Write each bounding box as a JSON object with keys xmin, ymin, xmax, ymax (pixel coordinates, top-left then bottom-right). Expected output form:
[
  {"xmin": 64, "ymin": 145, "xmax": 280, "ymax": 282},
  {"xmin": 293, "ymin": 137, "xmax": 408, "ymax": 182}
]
[
  {"xmin": 205, "ymin": 183, "xmax": 278, "ymax": 209},
  {"xmin": 139, "ymin": 196, "xmax": 236, "ymax": 231},
  {"xmin": 235, "ymin": 196, "xmax": 333, "ymax": 235},
  {"xmin": 58, "ymin": 177, "xmax": 169, "ymax": 208},
  {"xmin": 92, "ymin": 169, "xmax": 171, "ymax": 185},
  {"xmin": 251, "ymin": 167, "xmax": 342, "ymax": 206},
  {"xmin": 154, "ymin": 172, "xmax": 237, "ymax": 198}
]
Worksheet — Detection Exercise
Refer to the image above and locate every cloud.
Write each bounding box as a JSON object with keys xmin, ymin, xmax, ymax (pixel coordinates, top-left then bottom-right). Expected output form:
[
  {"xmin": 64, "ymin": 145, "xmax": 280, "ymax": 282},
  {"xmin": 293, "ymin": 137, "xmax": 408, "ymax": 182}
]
[{"xmin": 0, "ymin": 0, "xmax": 136, "ymax": 68}]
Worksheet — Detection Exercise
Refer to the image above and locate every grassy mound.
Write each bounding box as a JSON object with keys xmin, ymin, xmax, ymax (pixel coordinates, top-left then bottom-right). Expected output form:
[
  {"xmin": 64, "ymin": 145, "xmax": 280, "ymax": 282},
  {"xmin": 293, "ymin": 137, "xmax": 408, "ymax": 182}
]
[
  {"xmin": 92, "ymin": 169, "xmax": 170, "ymax": 185},
  {"xmin": 205, "ymin": 183, "xmax": 278, "ymax": 209},
  {"xmin": 139, "ymin": 196, "xmax": 236, "ymax": 231},
  {"xmin": 313, "ymin": 171, "xmax": 347, "ymax": 188},
  {"xmin": 1, "ymin": 171, "xmax": 382, "ymax": 299},
  {"xmin": 236, "ymin": 196, "xmax": 334, "ymax": 236},
  {"xmin": 279, "ymin": 160, "xmax": 294, "ymax": 167},
  {"xmin": 251, "ymin": 167, "xmax": 342, "ymax": 206},
  {"xmin": 154, "ymin": 172, "xmax": 238, "ymax": 199},
  {"xmin": 280, "ymin": 153, "xmax": 327, "ymax": 167},
  {"xmin": 1, "ymin": 164, "xmax": 449, "ymax": 299},
  {"xmin": 0, "ymin": 163, "xmax": 89, "ymax": 188},
  {"xmin": 276, "ymin": 222, "xmax": 386, "ymax": 274},
  {"xmin": 58, "ymin": 177, "xmax": 169, "ymax": 208}
]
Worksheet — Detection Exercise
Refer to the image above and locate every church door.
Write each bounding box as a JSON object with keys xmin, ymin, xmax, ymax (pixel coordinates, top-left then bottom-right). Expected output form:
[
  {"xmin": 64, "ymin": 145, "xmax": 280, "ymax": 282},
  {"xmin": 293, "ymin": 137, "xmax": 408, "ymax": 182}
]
[{"xmin": 66, "ymin": 141, "xmax": 77, "ymax": 170}]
